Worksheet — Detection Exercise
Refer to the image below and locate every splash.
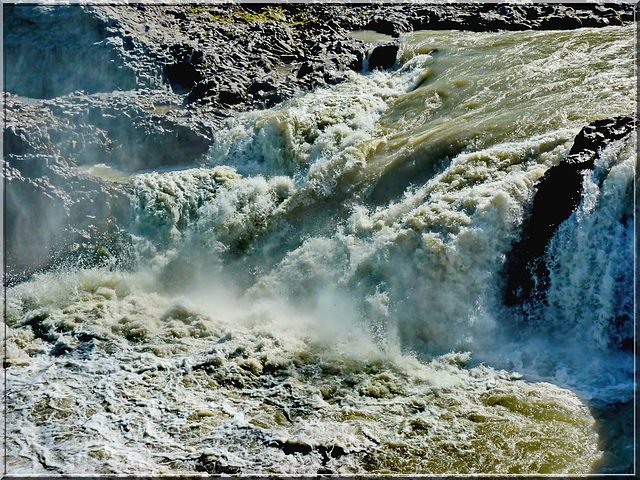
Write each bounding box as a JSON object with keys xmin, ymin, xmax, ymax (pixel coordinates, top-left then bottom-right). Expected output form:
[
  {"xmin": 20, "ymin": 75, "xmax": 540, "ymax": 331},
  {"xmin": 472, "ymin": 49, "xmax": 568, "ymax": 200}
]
[
  {"xmin": 483, "ymin": 136, "xmax": 635, "ymax": 403},
  {"xmin": 6, "ymin": 269, "xmax": 601, "ymax": 475}
]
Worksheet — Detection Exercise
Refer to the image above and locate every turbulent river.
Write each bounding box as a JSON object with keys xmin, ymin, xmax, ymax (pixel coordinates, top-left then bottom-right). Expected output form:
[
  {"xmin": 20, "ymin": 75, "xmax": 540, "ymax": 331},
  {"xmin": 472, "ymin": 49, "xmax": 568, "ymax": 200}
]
[{"xmin": 5, "ymin": 25, "xmax": 636, "ymax": 475}]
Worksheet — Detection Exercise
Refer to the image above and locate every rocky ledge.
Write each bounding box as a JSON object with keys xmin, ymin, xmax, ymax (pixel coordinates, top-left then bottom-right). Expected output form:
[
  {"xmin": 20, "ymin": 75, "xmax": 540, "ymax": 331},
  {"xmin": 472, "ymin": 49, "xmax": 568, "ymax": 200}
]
[
  {"xmin": 505, "ymin": 113, "xmax": 637, "ymax": 307},
  {"xmin": 4, "ymin": 3, "xmax": 636, "ymax": 283}
]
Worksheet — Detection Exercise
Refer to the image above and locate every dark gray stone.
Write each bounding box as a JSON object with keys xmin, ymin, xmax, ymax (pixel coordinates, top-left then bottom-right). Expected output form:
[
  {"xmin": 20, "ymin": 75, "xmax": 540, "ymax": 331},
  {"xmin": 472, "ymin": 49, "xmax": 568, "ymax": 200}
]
[
  {"xmin": 5, "ymin": 155, "xmax": 133, "ymax": 284},
  {"xmin": 368, "ymin": 43, "xmax": 399, "ymax": 71}
]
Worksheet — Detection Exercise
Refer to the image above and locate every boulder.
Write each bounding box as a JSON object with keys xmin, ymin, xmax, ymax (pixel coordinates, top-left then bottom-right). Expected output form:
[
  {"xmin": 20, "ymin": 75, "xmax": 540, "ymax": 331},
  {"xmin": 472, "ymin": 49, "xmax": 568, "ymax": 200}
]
[{"xmin": 368, "ymin": 43, "xmax": 399, "ymax": 71}]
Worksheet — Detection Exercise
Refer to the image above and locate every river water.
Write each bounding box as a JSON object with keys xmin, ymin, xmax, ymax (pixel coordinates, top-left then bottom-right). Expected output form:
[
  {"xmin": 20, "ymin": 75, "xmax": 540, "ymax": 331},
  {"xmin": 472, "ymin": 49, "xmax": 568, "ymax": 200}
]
[{"xmin": 5, "ymin": 25, "xmax": 635, "ymax": 475}]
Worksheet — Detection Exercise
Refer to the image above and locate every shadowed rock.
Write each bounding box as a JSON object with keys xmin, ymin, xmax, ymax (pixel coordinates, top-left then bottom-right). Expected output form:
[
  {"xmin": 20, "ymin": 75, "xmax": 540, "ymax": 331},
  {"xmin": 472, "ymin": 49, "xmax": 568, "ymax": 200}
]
[
  {"xmin": 3, "ymin": 5, "xmax": 139, "ymax": 98},
  {"xmin": 5, "ymin": 154, "xmax": 133, "ymax": 284},
  {"xmin": 504, "ymin": 114, "xmax": 637, "ymax": 306},
  {"xmin": 368, "ymin": 43, "xmax": 399, "ymax": 71}
]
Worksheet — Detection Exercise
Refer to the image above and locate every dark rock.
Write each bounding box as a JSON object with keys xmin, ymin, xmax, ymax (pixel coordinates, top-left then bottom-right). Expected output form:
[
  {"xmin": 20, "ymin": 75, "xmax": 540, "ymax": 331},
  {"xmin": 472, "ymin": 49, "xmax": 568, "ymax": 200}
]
[
  {"xmin": 195, "ymin": 454, "xmax": 242, "ymax": 475},
  {"xmin": 568, "ymin": 115, "xmax": 637, "ymax": 158},
  {"xmin": 248, "ymin": 80, "xmax": 276, "ymax": 95},
  {"xmin": 348, "ymin": 50, "xmax": 364, "ymax": 72},
  {"xmin": 4, "ymin": 5, "xmax": 139, "ymax": 98},
  {"xmin": 297, "ymin": 61, "xmax": 316, "ymax": 79},
  {"xmin": 365, "ymin": 18, "xmax": 402, "ymax": 37},
  {"xmin": 504, "ymin": 114, "xmax": 637, "ymax": 306},
  {"xmin": 218, "ymin": 88, "xmax": 244, "ymax": 105},
  {"xmin": 265, "ymin": 438, "xmax": 347, "ymax": 462},
  {"xmin": 368, "ymin": 43, "xmax": 399, "ymax": 71},
  {"xmin": 164, "ymin": 44, "xmax": 205, "ymax": 94},
  {"xmin": 5, "ymin": 155, "xmax": 133, "ymax": 284},
  {"xmin": 187, "ymin": 80, "xmax": 218, "ymax": 103},
  {"xmin": 5, "ymin": 126, "xmax": 31, "ymax": 156},
  {"xmin": 164, "ymin": 61, "xmax": 203, "ymax": 94},
  {"xmin": 589, "ymin": 400, "xmax": 635, "ymax": 474},
  {"xmin": 539, "ymin": 15, "xmax": 584, "ymax": 30},
  {"xmin": 259, "ymin": 90, "xmax": 284, "ymax": 108},
  {"xmin": 401, "ymin": 3, "xmax": 633, "ymax": 32},
  {"xmin": 594, "ymin": 4, "xmax": 623, "ymax": 20}
]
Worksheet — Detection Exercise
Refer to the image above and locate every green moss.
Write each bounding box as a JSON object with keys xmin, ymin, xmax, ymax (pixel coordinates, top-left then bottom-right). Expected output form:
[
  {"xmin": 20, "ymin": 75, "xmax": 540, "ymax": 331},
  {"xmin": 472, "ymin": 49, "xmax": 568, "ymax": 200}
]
[{"xmin": 208, "ymin": 6, "xmax": 314, "ymax": 26}]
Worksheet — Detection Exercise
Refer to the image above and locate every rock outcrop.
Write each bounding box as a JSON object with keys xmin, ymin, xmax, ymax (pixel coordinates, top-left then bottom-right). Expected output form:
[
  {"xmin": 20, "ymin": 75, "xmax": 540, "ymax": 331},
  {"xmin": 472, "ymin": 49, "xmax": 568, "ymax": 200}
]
[
  {"xmin": 368, "ymin": 43, "xmax": 400, "ymax": 71},
  {"xmin": 5, "ymin": 155, "xmax": 133, "ymax": 283},
  {"xmin": 504, "ymin": 114, "xmax": 637, "ymax": 306}
]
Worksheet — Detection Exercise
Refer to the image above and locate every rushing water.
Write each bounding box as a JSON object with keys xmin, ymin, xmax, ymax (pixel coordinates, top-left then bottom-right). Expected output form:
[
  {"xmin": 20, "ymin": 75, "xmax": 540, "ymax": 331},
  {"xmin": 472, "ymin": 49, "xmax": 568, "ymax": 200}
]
[{"xmin": 5, "ymin": 25, "xmax": 635, "ymax": 475}]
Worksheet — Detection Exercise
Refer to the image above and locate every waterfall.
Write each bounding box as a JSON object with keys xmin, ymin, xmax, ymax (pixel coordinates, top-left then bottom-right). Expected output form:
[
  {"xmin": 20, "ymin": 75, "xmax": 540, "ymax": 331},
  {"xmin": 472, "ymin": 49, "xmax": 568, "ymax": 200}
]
[{"xmin": 5, "ymin": 23, "xmax": 635, "ymax": 475}]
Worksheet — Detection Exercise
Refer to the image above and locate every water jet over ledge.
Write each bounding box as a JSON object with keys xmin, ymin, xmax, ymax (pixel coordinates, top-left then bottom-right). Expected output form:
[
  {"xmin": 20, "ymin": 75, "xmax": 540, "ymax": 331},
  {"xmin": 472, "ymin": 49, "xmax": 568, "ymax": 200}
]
[{"xmin": 504, "ymin": 113, "xmax": 637, "ymax": 307}]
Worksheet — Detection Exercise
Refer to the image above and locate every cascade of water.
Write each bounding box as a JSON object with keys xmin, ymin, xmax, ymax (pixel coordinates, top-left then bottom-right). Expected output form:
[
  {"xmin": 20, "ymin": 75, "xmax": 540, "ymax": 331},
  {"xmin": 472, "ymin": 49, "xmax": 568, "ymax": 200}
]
[
  {"xmin": 4, "ymin": 24, "xmax": 635, "ymax": 475},
  {"xmin": 493, "ymin": 136, "xmax": 636, "ymax": 402}
]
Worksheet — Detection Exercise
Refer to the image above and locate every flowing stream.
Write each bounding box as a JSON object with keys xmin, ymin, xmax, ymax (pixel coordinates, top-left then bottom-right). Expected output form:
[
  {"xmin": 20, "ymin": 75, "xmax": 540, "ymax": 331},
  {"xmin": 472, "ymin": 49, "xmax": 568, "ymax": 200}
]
[{"xmin": 5, "ymin": 25, "xmax": 635, "ymax": 475}]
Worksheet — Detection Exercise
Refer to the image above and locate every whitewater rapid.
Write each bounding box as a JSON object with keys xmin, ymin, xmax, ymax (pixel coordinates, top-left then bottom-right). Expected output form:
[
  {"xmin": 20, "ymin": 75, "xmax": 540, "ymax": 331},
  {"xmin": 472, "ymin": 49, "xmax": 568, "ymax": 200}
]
[{"xmin": 5, "ymin": 25, "xmax": 635, "ymax": 474}]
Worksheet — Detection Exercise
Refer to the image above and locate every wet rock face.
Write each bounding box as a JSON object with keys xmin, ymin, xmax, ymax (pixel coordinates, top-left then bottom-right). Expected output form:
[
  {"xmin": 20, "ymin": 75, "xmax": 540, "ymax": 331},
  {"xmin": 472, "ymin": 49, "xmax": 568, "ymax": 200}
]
[
  {"xmin": 368, "ymin": 43, "xmax": 400, "ymax": 71},
  {"xmin": 5, "ymin": 92, "xmax": 214, "ymax": 173},
  {"xmin": 504, "ymin": 114, "xmax": 637, "ymax": 306},
  {"xmin": 4, "ymin": 5, "xmax": 140, "ymax": 98},
  {"xmin": 5, "ymin": 155, "xmax": 133, "ymax": 284}
]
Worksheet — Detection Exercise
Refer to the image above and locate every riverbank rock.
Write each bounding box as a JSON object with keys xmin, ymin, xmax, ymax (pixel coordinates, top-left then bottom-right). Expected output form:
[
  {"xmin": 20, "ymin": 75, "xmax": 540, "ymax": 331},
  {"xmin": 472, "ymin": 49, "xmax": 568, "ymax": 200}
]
[
  {"xmin": 5, "ymin": 155, "xmax": 133, "ymax": 284},
  {"xmin": 504, "ymin": 114, "xmax": 637, "ymax": 306},
  {"xmin": 364, "ymin": 3, "xmax": 631, "ymax": 33}
]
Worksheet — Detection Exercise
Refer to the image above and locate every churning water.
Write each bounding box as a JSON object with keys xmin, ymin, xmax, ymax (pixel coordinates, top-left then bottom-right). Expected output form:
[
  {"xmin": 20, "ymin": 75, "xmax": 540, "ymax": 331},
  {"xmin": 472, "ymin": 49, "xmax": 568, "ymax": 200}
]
[{"xmin": 5, "ymin": 25, "xmax": 635, "ymax": 474}]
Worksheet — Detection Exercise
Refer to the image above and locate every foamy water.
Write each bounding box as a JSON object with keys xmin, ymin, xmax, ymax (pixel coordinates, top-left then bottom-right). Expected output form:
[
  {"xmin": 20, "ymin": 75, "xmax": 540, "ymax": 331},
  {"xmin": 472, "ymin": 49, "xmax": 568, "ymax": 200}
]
[{"xmin": 5, "ymin": 25, "xmax": 635, "ymax": 474}]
